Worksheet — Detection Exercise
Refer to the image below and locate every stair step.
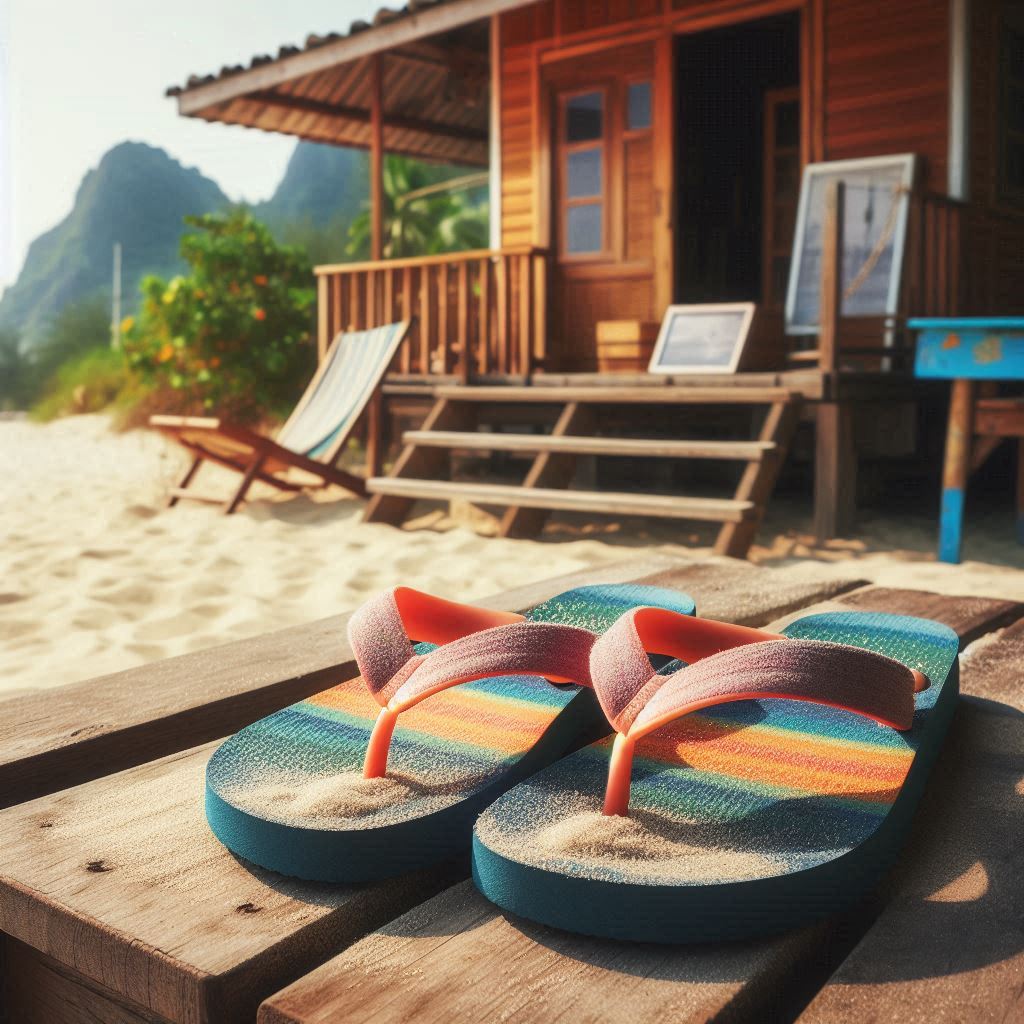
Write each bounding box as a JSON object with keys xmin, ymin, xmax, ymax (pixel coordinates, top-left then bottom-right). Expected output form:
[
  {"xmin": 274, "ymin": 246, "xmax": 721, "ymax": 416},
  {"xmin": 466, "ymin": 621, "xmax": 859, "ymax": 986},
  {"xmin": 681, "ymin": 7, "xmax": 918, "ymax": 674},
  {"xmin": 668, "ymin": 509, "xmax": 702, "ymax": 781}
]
[
  {"xmin": 433, "ymin": 385, "xmax": 797, "ymax": 405},
  {"xmin": 403, "ymin": 431, "xmax": 775, "ymax": 461},
  {"xmin": 365, "ymin": 478, "xmax": 754, "ymax": 523}
]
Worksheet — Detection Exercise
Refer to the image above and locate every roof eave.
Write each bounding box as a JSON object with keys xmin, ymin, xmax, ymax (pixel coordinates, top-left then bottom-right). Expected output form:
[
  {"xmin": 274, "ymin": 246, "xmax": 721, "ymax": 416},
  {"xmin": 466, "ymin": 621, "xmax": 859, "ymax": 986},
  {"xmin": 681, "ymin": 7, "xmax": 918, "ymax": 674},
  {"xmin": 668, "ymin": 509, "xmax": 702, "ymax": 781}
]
[{"xmin": 175, "ymin": 0, "xmax": 532, "ymax": 117}]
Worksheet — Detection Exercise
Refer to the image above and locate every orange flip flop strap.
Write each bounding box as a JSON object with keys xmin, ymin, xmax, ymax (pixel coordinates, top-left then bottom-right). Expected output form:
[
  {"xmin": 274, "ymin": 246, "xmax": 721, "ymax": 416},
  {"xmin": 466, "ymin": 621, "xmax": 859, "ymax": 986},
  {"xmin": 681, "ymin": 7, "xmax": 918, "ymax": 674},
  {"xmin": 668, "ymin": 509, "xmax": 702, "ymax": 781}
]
[
  {"xmin": 601, "ymin": 637, "xmax": 925, "ymax": 816},
  {"xmin": 347, "ymin": 587, "xmax": 525, "ymax": 706},
  {"xmin": 363, "ymin": 620, "xmax": 598, "ymax": 778},
  {"xmin": 589, "ymin": 607, "xmax": 784, "ymax": 734}
]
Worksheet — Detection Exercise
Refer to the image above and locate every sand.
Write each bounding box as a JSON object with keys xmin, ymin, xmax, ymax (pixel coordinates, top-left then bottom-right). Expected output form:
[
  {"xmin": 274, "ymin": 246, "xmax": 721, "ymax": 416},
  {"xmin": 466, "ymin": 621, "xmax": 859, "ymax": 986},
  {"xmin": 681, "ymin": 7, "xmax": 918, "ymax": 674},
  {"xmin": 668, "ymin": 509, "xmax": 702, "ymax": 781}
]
[{"xmin": 3, "ymin": 413, "xmax": 1024, "ymax": 703}]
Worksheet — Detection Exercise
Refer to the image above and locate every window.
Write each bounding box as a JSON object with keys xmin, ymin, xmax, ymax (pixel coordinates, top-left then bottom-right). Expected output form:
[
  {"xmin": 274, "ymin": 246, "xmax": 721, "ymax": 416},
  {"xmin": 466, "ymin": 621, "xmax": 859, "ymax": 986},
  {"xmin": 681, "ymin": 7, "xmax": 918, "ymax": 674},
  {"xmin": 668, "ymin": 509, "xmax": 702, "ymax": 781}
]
[
  {"xmin": 562, "ymin": 91, "xmax": 605, "ymax": 255},
  {"xmin": 627, "ymin": 81, "xmax": 652, "ymax": 132},
  {"xmin": 1000, "ymin": 19, "xmax": 1024, "ymax": 205}
]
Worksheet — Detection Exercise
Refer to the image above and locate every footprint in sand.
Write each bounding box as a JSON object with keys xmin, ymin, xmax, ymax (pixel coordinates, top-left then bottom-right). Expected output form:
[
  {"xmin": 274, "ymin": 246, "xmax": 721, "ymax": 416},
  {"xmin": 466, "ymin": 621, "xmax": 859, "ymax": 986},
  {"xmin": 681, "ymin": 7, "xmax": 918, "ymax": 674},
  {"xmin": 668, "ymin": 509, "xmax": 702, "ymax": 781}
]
[
  {"xmin": 81, "ymin": 549, "xmax": 130, "ymax": 560},
  {"xmin": 0, "ymin": 592, "xmax": 26, "ymax": 605}
]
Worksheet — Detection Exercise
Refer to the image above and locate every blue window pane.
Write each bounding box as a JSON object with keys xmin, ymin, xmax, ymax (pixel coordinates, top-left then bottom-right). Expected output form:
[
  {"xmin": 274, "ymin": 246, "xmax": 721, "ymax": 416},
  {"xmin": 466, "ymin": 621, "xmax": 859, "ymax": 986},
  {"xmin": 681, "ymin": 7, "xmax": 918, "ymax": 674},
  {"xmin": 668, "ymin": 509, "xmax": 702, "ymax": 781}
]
[
  {"xmin": 567, "ymin": 204, "xmax": 602, "ymax": 254},
  {"xmin": 627, "ymin": 81, "xmax": 652, "ymax": 130},
  {"xmin": 567, "ymin": 148, "xmax": 602, "ymax": 199},
  {"xmin": 566, "ymin": 92, "xmax": 603, "ymax": 142}
]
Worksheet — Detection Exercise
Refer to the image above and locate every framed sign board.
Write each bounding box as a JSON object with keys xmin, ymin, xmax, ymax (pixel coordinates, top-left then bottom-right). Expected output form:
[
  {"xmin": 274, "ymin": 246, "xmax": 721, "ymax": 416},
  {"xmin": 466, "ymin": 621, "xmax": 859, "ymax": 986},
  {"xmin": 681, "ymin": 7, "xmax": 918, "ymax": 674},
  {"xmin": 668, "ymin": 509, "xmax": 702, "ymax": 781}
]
[
  {"xmin": 785, "ymin": 154, "xmax": 917, "ymax": 335},
  {"xmin": 648, "ymin": 303, "xmax": 757, "ymax": 374}
]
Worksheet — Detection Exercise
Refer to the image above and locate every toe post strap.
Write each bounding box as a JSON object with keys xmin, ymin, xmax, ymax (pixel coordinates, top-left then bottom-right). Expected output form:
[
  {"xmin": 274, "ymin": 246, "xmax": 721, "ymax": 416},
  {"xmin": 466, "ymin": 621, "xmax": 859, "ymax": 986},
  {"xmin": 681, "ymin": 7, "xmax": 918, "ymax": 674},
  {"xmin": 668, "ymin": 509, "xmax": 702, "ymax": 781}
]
[
  {"xmin": 593, "ymin": 610, "xmax": 927, "ymax": 816},
  {"xmin": 348, "ymin": 587, "xmax": 525, "ymax": 707}
]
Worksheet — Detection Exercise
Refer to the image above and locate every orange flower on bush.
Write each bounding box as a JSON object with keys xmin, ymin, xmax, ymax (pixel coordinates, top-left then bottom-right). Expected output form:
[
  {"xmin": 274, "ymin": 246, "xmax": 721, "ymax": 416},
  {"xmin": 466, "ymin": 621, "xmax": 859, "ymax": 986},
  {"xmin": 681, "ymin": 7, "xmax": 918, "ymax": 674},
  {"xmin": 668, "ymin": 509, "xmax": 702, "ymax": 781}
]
[
  {"xmin": 210, "ymin": 356, "xmax": 221, "ymax": 368},
  {"xmin": 253, "ymin": 307, "xmax": 267, "ymax": 321},
  {"xmin": 253, "ymin": 274, "xmax": 268, "ymax": 286},
  {"xmin": 157, "ymin": 342, "xmax": 175, "ymax": 363}
]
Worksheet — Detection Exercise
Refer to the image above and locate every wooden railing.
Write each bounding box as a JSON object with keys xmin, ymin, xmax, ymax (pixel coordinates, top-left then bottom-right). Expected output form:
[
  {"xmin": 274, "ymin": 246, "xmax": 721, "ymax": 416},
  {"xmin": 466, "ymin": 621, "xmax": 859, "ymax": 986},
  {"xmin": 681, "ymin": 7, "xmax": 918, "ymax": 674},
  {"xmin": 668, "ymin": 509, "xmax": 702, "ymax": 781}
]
[{"xmin": 314, "ymin": 247, "xmax": 548, "ymax": 381}]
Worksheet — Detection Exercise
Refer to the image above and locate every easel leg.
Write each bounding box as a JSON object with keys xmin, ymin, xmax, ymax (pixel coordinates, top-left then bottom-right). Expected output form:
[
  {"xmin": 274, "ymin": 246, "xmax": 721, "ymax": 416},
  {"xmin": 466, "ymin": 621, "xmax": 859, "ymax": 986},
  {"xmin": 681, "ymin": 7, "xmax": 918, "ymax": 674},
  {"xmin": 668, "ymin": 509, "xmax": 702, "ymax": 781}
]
[
  {"xmin": 938, "ymin": 379, "xmax": 975, "ymax": 563},
  {"xmin": 168, "ymin": 455, "xmax": 203, "ymax": 508}
]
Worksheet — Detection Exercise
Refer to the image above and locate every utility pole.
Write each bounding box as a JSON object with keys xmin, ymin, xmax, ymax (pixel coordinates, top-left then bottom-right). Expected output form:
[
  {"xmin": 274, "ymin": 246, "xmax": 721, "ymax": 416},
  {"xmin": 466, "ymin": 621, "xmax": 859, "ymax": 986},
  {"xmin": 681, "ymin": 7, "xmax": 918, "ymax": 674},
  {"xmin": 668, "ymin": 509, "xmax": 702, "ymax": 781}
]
[{"xmin": 111, "ymin": 241, "xmax": 122, "ymax": 350}]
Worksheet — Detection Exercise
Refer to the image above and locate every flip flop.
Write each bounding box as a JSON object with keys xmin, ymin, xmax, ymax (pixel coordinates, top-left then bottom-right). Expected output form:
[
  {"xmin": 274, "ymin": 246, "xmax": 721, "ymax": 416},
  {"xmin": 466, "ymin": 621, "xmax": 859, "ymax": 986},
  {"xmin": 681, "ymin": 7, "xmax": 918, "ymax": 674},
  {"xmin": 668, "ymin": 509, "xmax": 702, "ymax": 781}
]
[
  {"xmin": 473, "ymin": 609, "xmax": 959, "ymax": 942},
  {"xmin": 205, "ymin": 583, "xmax": 696, "ymax": 882}
]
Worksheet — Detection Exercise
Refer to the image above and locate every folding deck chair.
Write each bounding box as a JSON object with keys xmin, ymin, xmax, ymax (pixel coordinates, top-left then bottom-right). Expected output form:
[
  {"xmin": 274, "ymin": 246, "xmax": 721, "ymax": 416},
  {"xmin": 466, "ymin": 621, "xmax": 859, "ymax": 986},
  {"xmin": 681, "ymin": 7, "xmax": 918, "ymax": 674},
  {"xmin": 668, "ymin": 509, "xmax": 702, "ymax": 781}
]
[{"xmin": 150, "ymin": 321, "xmax": 411, "ymax": 514}]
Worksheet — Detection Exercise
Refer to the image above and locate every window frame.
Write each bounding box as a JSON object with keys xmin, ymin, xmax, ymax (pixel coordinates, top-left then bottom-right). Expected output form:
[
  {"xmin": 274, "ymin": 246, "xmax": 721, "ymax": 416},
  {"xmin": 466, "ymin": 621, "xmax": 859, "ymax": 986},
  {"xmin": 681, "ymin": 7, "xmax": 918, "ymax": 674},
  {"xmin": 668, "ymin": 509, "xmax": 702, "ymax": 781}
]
[{"xmin": 558, "ymin": 86, "xmax": 611, "ymax": 261}]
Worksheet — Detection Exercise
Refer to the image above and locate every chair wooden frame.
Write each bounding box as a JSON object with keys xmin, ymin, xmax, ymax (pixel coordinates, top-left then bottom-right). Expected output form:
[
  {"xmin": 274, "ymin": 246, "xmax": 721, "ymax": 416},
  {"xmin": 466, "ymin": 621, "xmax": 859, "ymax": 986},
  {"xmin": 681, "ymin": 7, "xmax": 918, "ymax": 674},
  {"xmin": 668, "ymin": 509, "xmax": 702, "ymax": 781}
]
[{"xmin": 150, "ymin": 321, "xmax": 411, "ymax": 514}]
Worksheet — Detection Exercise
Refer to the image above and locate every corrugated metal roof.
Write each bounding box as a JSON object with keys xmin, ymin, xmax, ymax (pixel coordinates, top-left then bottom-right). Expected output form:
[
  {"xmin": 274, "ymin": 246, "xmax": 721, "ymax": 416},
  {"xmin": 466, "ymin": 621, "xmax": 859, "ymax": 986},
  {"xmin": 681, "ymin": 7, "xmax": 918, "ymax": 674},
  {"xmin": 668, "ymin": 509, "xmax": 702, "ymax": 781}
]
[
  {"xmin": 165, "ymin": 0, "xmax": 505, "ymax": 164},
  {"xmin": 166, "ymin": 0, "xmax": 458, "ymax": 97}
]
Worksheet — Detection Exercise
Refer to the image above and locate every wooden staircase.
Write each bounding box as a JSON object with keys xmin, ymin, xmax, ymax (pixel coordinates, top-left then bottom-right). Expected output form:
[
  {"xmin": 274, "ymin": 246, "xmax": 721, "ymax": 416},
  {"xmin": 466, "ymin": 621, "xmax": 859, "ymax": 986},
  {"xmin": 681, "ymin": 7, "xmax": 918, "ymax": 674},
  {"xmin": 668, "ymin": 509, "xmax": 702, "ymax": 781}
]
[{"xmin": 364, "ymin": 385, "xmax": 801, "ymax": 558}]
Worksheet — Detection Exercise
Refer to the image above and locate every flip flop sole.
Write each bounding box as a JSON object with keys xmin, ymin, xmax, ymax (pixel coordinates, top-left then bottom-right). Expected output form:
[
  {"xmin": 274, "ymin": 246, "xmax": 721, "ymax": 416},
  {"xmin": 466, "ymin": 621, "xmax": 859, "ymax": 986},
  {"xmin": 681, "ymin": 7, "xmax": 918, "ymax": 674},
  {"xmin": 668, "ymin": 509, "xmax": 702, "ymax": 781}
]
[
  {"xmin": 205, "ymin": 584, "xmax": 696, "ymax": 882},
  {"xmin": 472, "ymin": 611, "xmax": 959, "ymax": 942}
]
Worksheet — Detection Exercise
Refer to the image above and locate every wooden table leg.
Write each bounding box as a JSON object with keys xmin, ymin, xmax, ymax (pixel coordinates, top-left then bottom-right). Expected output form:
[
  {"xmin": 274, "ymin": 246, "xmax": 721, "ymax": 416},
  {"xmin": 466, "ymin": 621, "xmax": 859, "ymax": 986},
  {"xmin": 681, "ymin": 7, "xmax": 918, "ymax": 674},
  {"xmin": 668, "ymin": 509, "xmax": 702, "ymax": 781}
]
[
  {"xmin": 939, "ymin": 378, "xmax": 976, "ymax": 563},
  {"xmin": 1017, "ymin": 440, "xmax": 1024, "ymax": 546}
]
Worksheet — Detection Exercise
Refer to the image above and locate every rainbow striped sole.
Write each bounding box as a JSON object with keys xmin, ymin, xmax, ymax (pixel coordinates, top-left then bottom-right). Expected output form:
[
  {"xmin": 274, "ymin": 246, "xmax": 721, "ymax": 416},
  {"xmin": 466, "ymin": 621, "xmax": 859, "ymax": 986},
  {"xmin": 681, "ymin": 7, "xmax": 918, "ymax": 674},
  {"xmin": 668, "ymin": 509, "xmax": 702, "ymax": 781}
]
[
  {"xmin": 205, "ymin": 583, "xmax": 696, "ymax": 882},
  {"xmin": 472, "ymin": 611, "xmax": 959, "ymax": 943}
]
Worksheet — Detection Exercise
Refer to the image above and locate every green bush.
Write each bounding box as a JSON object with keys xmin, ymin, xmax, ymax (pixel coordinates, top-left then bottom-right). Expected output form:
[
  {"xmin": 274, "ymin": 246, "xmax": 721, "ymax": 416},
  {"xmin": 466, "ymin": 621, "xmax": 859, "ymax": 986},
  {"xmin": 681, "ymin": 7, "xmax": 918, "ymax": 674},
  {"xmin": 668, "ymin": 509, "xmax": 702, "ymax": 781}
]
[
  {"xmin": 122, "ymin": 211, "xmax": 316, "ymax": 423},
  {"xmin": 30, "ymin": 346, "xmax": 135, "ymax": 421}
]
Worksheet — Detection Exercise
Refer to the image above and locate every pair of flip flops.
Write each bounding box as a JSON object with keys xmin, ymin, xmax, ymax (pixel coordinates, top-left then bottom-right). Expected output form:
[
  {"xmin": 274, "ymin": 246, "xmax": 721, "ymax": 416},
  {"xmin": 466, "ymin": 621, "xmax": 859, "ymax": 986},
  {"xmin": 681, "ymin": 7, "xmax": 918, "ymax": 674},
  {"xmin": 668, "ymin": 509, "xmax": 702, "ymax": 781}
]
[{"xmin": 206, "ymin": 583, "xmax": 958, "ymax": 943}]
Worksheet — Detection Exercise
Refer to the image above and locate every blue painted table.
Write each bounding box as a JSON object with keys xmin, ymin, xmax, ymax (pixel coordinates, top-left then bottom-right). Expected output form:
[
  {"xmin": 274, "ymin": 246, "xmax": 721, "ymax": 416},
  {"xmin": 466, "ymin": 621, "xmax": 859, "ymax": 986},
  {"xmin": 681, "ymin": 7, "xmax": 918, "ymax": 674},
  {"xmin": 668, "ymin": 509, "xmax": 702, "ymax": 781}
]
[{"xmin": 911, "ymin": 317, "xmax": 1024, "ymax": 563}]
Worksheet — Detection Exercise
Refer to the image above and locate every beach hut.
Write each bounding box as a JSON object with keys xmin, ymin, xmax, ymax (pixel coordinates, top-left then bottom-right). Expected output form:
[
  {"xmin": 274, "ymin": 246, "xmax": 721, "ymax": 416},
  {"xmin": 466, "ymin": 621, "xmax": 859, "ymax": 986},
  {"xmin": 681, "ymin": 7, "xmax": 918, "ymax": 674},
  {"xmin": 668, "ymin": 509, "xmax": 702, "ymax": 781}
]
[{"xmin": 167, "ymin": 0, "xmax": 1024, "ymax": 552}]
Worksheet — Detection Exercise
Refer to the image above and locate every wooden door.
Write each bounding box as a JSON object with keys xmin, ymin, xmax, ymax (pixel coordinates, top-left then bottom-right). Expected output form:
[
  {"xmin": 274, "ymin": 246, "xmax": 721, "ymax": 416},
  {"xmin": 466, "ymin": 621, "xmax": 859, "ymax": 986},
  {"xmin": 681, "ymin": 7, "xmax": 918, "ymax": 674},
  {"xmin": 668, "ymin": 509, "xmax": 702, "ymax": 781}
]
[{"xmin": 544, "ymin": 45, "xmax": 662, "ymax": 371}]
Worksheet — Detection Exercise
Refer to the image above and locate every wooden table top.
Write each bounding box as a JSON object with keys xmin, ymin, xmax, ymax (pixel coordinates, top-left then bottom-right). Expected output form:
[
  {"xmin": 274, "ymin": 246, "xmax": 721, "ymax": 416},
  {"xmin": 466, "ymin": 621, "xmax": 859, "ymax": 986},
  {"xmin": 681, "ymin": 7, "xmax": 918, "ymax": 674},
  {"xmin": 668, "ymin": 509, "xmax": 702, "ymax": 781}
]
[{"xmin": 0, "ymin": 557, "xmax": 1021, "ymax": 1024}]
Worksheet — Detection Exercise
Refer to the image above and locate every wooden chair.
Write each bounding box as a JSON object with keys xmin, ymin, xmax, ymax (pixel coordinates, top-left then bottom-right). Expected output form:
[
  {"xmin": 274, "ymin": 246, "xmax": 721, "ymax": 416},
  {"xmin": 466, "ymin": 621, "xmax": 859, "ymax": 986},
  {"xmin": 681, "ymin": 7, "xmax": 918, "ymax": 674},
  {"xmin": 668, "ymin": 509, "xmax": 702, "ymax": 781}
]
[{"xmin": 150, "ymin": 320, "xmax": 411, "ymax": 513}]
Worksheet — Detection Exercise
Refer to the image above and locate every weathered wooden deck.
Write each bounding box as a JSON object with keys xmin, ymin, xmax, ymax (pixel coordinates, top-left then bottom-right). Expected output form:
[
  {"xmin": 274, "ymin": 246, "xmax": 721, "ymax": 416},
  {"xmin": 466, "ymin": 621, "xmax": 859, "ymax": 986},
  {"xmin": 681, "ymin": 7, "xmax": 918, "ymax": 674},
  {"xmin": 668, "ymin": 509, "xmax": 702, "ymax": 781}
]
[{"xmin": 0, "ymin": 557, "xmax": 1021, "ymax": 1023}]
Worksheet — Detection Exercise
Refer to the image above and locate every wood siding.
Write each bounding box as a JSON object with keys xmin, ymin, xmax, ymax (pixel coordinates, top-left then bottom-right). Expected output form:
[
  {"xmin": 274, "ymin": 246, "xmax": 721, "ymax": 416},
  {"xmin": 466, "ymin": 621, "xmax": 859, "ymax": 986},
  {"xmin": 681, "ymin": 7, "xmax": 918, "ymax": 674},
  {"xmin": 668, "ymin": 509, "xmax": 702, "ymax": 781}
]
[{"xmin": 823, "ymin": 0, "xmax": 949, "ymax": 190}]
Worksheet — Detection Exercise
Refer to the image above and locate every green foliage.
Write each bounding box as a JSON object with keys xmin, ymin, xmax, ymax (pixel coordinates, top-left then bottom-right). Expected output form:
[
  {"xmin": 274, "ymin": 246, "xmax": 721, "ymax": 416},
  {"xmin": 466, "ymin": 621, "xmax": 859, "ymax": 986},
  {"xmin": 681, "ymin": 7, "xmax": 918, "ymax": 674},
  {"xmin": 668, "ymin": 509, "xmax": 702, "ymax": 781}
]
[
  {"xmin": 122, "ymin": 211, "xmax": 316, "ymax": 422},
  {"xmin": 30, "ymin": 347, "xmax": 135, "ymax": 422},
  {"xmin": 346, "ymin": 156, "xmax": 489, "ymax": 259},
  {"xmin": 31, "ymin": 295, "xmax": 111, "ymax": 386},
  {"xmin": 0, "ymin": 327, "xmax": 32, "ymax": 410}
]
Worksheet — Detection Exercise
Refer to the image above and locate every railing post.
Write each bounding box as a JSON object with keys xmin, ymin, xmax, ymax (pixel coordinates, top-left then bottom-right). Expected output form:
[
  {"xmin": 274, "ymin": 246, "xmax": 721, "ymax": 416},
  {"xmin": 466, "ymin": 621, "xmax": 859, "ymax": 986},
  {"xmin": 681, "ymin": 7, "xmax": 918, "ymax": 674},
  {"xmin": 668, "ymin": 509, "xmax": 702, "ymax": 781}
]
[
  {"xmin": 818, "ymin": 179, "xmax": 844, "ymax": 373},
  {"xmin": 316, "ymin": 273, "xmax": 329, "ymax": 364}
]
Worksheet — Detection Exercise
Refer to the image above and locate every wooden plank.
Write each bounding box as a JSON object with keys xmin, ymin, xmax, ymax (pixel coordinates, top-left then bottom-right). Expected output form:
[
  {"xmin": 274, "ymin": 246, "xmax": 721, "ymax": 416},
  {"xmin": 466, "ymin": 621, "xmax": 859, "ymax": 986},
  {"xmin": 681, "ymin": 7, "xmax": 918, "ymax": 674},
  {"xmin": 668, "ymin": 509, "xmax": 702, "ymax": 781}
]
[
  {"xmin": 256, "ymin": 585, "xmax": 1020, "ymax": 1024},
  {"xmin": 402, "ymin": 430, "xmax": 776, "ymax": 460},
  {"xmin": 797, "ymin": 619, "xmax": 1024, "ymax": 1024},
  {"xmin": 366, "ymin": 477, "xmax": 755, "ymax": 523},
  {"xmin": 0, "ymin": 562, "xmax": 866, "ymax": 1024},
  {"xmin": 0, "ymin": 552, "xmax": 713, "ymax": 811},
  {"xmin": 499, "ymin": 401, "xmax": 593, "ymax": 539},
  {"xmin": 434, "ymin": 385, "xmax": 799, "ymax": 404},
  {"xmin": 0, "ymin": 742, "xmax": 464, "ymax": 1024}
]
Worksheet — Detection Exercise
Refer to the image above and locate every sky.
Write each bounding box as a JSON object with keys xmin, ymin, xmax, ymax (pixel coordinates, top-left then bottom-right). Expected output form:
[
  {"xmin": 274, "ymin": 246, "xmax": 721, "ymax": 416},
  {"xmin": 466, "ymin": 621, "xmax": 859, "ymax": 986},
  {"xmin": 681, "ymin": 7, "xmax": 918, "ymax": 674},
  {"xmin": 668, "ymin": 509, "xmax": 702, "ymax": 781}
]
[{"xmin": 0, "ymin": 0, "xmax": 381, "ymax": 289}]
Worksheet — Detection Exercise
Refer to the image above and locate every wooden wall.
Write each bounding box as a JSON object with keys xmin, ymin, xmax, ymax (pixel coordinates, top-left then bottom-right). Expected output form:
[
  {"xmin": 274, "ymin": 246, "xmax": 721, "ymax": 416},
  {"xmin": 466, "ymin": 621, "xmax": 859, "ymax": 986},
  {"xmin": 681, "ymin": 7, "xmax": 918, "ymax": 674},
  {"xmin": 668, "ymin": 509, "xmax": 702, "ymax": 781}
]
[
  {"xmin": 822, "ymin": 0, "xmax": 949, "ymax": 190},
  {"xmin": 962, "ymin": 0, "xmax": 1024, "ymax": 313},
  {"xmin": 499, "ymin": 0, "xmax": 954, "ymax": 247}
]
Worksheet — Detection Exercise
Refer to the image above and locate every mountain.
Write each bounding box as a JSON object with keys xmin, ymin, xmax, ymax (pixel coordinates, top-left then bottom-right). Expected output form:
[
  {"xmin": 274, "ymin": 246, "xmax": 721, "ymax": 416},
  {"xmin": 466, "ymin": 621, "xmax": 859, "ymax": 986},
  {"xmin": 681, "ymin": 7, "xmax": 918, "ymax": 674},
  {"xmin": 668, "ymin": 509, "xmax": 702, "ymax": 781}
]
[
  {"xmin": 0, "ymin": 142, "xmax": 229, "ymax": 344},
  {"xmin": 256, "ymin": 142, "xmax": 368, "ymax": 235}
]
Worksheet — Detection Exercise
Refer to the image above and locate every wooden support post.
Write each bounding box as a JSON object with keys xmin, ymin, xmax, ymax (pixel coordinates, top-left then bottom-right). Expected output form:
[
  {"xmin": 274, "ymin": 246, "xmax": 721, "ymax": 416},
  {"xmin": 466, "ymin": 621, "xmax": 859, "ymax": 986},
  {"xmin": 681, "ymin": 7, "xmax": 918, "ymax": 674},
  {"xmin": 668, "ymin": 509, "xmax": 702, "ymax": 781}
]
[
  {"xmin": 813, "ymin": 401, "xmax": 857, "ymax": 541},
  {"xmin": 818, "ymin": 179, "xmax": 844, "ymax": 373},
  {"xmin": 366, "ymin": 392, "xmax": 384, "ymax": 479},
  {"xmin": 938, "ymin": 378, "xmax": 976, "ymax": 563},
  {"xmin": 370, "ymin": 55, "xmax": 384, "ymax": 264}
]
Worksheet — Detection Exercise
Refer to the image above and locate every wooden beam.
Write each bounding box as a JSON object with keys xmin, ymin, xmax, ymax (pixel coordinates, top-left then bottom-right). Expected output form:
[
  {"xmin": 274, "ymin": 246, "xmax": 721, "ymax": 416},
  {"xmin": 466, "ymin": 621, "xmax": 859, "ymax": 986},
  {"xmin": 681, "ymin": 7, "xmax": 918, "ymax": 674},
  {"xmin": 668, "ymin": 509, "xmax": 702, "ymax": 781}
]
[
  {"xmin": 175, "ymin": 0, "xmax": 531, "ymax": 114},
  {"xmin": 246, "ymin": 89, "xmax": 488, "ymax": 146},
  {"xmin": 370, "ymin": 56, "xmax": 384, "ymax": 263}
]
